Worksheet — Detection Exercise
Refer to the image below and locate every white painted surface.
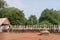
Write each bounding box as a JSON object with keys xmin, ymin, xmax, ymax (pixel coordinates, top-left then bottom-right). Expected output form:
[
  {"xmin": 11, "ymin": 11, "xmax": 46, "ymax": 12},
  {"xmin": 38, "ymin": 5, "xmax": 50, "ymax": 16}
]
[
  {"xmin": 58, "ymin": 26, "xmax": 60, "ymax": 32},
  {"xmin": 0, "ymin": 26, "xmax": 3, "ymax": 32},
  {"xmin": 2, "ymin": 25, "xmax": 9, "ymax": 29}
]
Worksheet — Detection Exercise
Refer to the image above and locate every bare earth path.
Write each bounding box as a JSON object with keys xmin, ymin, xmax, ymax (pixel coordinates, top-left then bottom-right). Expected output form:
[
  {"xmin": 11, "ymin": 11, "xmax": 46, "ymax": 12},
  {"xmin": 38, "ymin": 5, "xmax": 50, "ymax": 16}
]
[{"xmin": 0, "ymin": 32, "xmax": 60, "ymax": 40}]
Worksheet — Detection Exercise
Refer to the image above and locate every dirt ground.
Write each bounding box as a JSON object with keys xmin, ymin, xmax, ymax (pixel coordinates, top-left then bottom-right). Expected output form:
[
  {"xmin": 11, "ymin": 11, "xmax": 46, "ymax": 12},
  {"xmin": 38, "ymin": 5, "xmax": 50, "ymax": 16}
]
[{"xmin": 0, "ymin": 32, "xmax": 60, "ymax": 40}]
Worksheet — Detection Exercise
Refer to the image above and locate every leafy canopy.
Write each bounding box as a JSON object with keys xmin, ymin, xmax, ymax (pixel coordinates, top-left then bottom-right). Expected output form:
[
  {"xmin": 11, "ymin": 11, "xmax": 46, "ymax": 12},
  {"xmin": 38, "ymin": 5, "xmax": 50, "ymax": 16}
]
[
  {"xmin": 26, "ymin": 15, "xmax": 37, "ymax": 25},
  {"xmin": 0, "ymin": 7, "xmax": 26, "ymax": 25},
  {"xmin": 39, "ymin": 8, "xmax": 60, "ymax": 25}
]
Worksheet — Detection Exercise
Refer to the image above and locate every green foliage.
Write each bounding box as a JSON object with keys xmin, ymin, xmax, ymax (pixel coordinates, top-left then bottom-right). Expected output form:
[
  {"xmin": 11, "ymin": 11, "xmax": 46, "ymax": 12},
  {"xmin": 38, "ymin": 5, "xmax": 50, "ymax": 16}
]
[
  {"xmin": 39, "ymin": 8, "xmax": 60, "ymax": 25},
  {"xmin": 39, "ymin": 20, "xmax": 52, "ymax": 25},
  {"xmin": 0, "ymin": 0, "xmax": 7, "ymax": 8},
  {"xmin": 26, "ymin": 15, "xmax": 37, "ymax": 25},
  {"xmin": 0, "ymin": 7, "xmax": 26, "ymax": 25},
  {"xmin": 0, "ymin": 0, "xmax": 60, "ymax": 25}
]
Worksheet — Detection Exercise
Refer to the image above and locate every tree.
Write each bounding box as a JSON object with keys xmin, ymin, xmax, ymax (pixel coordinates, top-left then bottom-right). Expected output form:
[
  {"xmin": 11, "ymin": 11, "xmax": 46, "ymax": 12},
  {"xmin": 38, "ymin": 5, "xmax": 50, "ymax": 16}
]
[
  {"xmin": 0, "ymin": 7, "xmax": 26, "ymax": 25},
  {"xmin": 39, "ymin": 20, "xmax": 52, "ymax": 25},
  {"xmin": 39, "ymin": 8, "xmax": 60, "ymax": 25},
  {"xmin": 0, "ymin": 0, "xmax": 7, "ymax": 17},
  {"xmin": 0, "ymin": 0, "xmax": 7, "ymax": 9},
  {"xmin": 27, "ymin": 15, "xmax": 37, "ymax": 25}
]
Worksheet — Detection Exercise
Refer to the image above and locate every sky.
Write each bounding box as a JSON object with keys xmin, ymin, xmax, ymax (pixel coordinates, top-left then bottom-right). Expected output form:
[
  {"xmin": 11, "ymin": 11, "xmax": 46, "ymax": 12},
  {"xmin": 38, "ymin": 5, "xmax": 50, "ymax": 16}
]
[{"xmin": 5, "ymin": 0, "xmax": 60, "ymax": 19}]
